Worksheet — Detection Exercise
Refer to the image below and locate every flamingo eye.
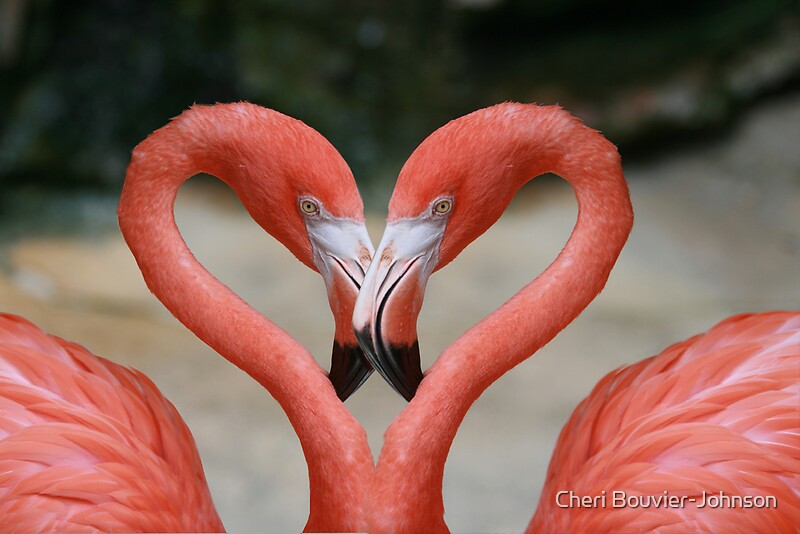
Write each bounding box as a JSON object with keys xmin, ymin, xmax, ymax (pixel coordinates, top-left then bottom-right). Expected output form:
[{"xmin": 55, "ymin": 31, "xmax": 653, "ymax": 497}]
[
  {"xmin": 433, "ymin": 199, "xmax": 452, "ymax": 214},
  {"xmin": 301, "ymin": 199, "xmax": 319, "ymax": 214}
]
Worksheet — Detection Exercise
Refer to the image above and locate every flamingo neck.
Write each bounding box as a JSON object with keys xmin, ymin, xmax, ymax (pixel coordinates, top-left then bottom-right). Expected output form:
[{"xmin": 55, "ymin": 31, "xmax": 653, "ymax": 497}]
[
  {"xmin": 368, "ymin": 120, "xmax": 633, "ymax": 530},
  {"xmin": 118, "ymin": 124, "xmax": 371, "ymax": 532}
]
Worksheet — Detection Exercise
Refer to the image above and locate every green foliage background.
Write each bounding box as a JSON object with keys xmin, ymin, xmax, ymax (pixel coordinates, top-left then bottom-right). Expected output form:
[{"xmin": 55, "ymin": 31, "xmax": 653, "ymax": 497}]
[{"xmin": 0, "ymin": 0, "xmax": 797, "ymax": 191}]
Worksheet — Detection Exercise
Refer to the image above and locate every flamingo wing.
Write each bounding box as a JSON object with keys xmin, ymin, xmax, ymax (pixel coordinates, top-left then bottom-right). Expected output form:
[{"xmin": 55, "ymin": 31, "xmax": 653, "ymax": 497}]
[
  {"xmin": 530, "ymin": 311, "xmax": 800, "ymax": 533},
  {"xmin": 0, "ymin": 313, "xmax": 223, "ymax": 532}
]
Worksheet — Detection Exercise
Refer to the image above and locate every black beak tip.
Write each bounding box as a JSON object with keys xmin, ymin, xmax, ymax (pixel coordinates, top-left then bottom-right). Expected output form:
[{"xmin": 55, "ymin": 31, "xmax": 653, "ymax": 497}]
[
  {"xmin": 353, "ymin": 328, "xmax": 424, "ymax": 402},
  {"xmin": 329, "ymin": 341, "xmax": 373, "ymax": 401},
  {"xmin": 384, "ymin": 341, "xmax": 423, "ymax": 402},
  {"xmin": 354, "ymin": 327, "xmax": 379, "ymax": 366}
]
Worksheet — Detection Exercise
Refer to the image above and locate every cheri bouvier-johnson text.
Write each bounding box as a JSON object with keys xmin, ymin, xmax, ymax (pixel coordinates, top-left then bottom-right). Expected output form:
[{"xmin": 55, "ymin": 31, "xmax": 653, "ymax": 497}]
[{"xmin": 556, "ymin": 490, "xmax": 778, "ymax": 510}]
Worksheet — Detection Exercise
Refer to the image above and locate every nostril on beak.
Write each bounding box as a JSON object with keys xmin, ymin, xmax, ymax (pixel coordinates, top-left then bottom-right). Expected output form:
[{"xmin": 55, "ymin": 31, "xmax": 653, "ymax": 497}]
[{"xmin": 359, "ymin": 247, "xmax": 372, "ymax": 266}]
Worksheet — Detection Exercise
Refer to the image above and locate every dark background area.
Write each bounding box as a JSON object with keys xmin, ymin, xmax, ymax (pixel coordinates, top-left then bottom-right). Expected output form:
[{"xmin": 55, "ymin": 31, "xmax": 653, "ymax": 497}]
[{"xmin": 1, "ymin": 0, "xmax": 798, "ymax": 197}]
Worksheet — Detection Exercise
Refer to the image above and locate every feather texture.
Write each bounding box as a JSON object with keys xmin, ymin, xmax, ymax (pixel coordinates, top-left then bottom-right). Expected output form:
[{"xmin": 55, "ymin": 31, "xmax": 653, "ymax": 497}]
[
  {"xmin": 0, "ymin": 313, "xmax": 223, "ymax": 532},
  {"xmin": 530, "ymin": 312, "xmax": 800, "ymax": 533}
]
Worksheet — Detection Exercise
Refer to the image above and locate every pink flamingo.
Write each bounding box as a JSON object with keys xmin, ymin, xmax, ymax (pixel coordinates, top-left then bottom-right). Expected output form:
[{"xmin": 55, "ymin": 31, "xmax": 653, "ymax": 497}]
[
  {"xmin": 353, "ymin": 103, "xmax": 800, "ymax": 532},
  {"xmin": 0, "ymin": 103, "xmax": 376, "ymax": 532}
]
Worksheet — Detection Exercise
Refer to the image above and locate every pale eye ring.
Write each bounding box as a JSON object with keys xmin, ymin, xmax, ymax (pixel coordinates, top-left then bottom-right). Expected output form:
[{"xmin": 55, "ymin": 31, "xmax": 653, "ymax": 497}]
[
  {"xmin": 433, "ymin": 199, "xmax": 452, "ymax": 214},
  {"xmin": 301, "ymin": 199, "xmax": 319, "ymax": 214}
]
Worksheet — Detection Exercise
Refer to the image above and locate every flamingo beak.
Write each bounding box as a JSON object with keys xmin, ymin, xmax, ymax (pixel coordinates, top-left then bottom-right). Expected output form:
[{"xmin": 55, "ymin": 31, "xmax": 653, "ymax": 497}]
[
  {"xmin": 353, "ymin": 217, "xmax": 445, "ymax": 400},
  {"xmin": 307, "ymin": 217, "xmax": 375, "ymax": 401}
]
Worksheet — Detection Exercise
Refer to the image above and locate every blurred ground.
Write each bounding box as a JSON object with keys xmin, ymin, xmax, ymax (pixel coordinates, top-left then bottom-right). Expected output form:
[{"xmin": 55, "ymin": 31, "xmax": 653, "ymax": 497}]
[{"xmin": 0, "ymin": 94, "xmax": 798, "ymax": 532}]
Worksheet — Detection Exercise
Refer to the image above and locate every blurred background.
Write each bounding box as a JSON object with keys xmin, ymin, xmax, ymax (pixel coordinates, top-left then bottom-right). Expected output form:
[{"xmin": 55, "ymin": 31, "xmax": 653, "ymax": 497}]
[{"xmin": 1, "ymin": 1, "xmax": 798, "ymax": 531}]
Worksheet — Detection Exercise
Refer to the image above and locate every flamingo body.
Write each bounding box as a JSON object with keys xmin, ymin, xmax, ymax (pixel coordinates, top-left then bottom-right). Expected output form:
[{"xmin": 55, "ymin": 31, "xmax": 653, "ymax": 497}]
[
  {"xmin": 0, "ymin": 313, "xmax": 222, "ymax": 532},
  {"xmin": 531, "ymin": 311, "xmax": 800, "ymax": 533},
  {"xmin": 352, "ymin": 103, "xmax": 800, "ymax": 533},
  {"xmin": 0, "ymin": 102, "xmax": 376, "ymax": 532}
]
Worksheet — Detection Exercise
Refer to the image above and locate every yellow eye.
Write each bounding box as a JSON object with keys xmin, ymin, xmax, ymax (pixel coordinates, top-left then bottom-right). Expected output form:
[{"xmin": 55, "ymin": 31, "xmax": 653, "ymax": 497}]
[
  {"xmin": 301, "ymin": 200, "xmax": 319, "ymax": 214},
  {"xmin": 433, "ymin": 199, "xmax": 451, "ymax": 214}
]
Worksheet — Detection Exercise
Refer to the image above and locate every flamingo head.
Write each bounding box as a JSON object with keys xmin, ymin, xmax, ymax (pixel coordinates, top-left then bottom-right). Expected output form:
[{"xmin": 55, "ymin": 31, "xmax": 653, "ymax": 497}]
[
  {"xmin": 353, "ymin": 103, "xmax": 561, "ymax": 400},
  {"xmin": 196, "ymin": 104, "xmax": 377, "ymax": 400}
]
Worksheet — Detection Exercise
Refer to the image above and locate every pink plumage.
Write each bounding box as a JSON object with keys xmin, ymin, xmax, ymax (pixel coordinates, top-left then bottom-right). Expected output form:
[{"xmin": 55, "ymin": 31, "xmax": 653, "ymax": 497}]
[
  {"xmin": 531, "ymin": 311, "xmax": 800, "ymax": 533},
  {"xmin": 352, "ymin": 103, "xmax": 800, "ymax": 533},
  {"xmin": 0, "ymin": 313, "xmax": 222, "ymax": 532},
  {"xmin": 0, "ymin": 102, "xmax": 375, "ymax": 532}
]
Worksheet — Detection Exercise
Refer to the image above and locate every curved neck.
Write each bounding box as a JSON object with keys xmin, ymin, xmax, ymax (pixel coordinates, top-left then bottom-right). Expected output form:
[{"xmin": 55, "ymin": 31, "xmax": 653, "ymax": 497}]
[
  {"xmin": 119, "ymin": 121, "xmax": 372, "ymax": 532},
  {"xmin": 368, "ymin": 122, "xmax": 633, "ymax": 530}
]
